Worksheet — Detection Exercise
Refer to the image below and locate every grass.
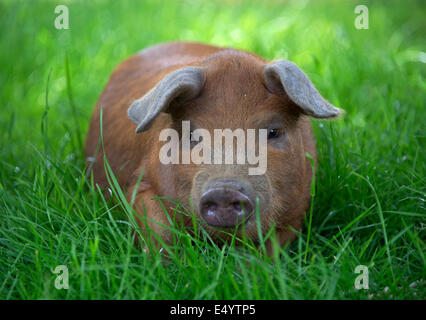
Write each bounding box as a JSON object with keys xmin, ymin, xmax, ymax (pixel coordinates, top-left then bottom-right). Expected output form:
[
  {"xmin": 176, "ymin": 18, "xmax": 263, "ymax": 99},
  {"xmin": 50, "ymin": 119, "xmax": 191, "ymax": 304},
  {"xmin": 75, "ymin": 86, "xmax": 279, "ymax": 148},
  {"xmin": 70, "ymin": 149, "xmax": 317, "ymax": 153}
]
[{"xmin": 0, "ymin": 0, "xmax": 424, "ymax": 299}]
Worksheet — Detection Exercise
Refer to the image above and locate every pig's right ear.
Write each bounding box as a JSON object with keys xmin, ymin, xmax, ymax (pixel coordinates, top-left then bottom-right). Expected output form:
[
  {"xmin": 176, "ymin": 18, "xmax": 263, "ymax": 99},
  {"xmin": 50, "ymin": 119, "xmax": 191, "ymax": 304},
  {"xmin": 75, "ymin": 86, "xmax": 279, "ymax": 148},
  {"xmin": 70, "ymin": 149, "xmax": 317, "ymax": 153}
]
[
  {"xmin": 264, "ymin": 60, "xmax": 343, "ymax": 118},
  {"xmin": 127, "ymin": 66, "xmax": 205, "ymax": 133}
]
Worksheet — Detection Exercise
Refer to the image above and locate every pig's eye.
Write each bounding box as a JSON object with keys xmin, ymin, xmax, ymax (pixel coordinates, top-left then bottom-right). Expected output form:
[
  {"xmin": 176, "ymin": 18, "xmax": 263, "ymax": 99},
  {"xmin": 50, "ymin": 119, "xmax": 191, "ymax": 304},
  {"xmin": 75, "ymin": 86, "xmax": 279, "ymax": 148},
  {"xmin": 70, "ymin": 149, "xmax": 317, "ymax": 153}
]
[
  {"xmin": 267, "ymin": 128, "xmax": 282, "ymax": 139},
  {"xmin": 190, "ymin": 131, "xmax": 197, "ymax": 142},
  {"xmin": 189, "ymin": 130, "xmax": 202, "ymax": 144}
]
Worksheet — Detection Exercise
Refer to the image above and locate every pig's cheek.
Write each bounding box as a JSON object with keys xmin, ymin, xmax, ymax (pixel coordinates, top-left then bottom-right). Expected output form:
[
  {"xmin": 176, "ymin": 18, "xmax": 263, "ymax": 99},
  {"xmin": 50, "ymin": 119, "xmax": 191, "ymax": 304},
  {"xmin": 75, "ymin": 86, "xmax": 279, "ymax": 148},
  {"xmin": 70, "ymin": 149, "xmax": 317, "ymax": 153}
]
[
  {"xmin": 190, "ymin": 170, "xmax": 210, "ymax": 207},
  {"xmin": 189, "ymin": 185, "xmax": 202, "ymax": 218},
  {"xmin": 247, "ymin": 173, "xmax": 272, "ymax": 214}
]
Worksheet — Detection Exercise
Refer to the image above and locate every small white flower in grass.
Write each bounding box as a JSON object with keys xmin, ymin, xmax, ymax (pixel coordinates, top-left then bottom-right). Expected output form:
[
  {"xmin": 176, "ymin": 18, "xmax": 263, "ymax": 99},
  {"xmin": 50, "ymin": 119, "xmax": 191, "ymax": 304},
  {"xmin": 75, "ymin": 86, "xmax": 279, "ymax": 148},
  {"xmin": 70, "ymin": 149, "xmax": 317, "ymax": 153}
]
[
  {"xmin": 409, "ymin": 280, "xmax": 422, "ymax": 288},
  {"xmin": 66, "ymin": 153, "xmax": 76, "ymax": 161},
  {"xmin": 419, "ymin": 52, "xmax": 426, "ymax": 64},
  {"xmin": 107, "ymin": 187, "xmax": 112, "ymax": 196}
]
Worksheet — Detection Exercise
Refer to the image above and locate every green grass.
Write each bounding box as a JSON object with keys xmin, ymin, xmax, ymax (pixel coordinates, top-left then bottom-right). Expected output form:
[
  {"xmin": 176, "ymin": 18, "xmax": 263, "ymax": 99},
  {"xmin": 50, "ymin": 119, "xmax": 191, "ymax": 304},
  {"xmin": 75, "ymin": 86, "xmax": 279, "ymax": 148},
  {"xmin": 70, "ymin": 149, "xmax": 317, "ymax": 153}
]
[{"xmin": 0, "ymin": 0, "xmax": 425, "ymax": 299}]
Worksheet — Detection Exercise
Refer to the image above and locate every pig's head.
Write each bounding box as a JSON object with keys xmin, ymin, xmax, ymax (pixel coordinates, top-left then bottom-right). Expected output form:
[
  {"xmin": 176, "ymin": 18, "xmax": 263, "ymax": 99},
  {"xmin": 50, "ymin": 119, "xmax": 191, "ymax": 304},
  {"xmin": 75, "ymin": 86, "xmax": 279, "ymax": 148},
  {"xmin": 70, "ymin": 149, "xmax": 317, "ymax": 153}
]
[{"xmin": 128, "ymin": 51, "xmax": 342, "ymax": 240}]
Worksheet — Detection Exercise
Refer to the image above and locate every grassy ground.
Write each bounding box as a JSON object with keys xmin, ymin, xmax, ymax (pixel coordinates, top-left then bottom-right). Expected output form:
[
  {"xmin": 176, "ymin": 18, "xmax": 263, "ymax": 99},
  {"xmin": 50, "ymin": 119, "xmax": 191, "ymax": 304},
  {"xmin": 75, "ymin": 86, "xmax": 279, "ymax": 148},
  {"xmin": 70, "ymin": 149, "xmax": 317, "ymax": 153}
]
[{"xmin": 0, "ymin": 0, "xmax": 424, "ymax": 299}]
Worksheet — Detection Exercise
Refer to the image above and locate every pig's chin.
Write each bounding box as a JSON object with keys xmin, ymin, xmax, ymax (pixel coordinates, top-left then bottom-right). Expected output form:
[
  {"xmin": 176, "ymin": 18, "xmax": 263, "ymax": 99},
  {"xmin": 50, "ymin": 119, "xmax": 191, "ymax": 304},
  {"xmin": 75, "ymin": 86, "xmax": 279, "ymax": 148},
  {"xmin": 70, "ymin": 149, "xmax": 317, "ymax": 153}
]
[{"xmin": 193, "ymin": 207, "xmax": 263, "ymax": 242}]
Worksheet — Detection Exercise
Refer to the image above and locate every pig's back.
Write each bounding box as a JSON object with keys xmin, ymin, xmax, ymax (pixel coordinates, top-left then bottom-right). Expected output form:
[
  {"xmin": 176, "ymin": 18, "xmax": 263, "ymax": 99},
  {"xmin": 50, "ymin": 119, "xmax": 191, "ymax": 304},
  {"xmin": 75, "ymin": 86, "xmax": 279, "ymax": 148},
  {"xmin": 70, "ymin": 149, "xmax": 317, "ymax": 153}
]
[{"xmin": 136, "ymin": 42, "xmax": 223, "ymax": 71}]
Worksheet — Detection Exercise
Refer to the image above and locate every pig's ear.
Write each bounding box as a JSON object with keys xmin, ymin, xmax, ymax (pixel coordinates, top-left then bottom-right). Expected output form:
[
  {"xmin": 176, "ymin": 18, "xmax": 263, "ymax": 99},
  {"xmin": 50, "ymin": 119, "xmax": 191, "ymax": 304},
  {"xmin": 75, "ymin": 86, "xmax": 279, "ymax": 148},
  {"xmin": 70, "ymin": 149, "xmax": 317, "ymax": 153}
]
[
  {"xmin": 128, "ymin": 66, "xmax": 205, "ymax": 133},
  {"xmin": 264, "ymin": 60, "xmax": 343, "ymax": 118}
]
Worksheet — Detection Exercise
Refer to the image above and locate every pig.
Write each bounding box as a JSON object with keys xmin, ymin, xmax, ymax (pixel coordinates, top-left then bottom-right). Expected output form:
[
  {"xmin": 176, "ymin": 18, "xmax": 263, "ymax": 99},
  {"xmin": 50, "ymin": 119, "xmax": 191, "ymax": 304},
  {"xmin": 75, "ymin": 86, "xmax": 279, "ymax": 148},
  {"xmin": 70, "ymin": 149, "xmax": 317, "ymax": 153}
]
[{"xmin": 85, "ymin": 42, "xmax": 343, "ymax": 251}]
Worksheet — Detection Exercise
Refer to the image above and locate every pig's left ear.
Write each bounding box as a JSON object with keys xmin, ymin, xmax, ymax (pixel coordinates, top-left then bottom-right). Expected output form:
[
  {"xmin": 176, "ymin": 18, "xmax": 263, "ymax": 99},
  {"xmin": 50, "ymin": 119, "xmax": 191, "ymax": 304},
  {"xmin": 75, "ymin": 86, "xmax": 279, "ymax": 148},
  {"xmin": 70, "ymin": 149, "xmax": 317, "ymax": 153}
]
[
  {"xmin": 264, "ymin": 60, "xmax": 343, "ymax": 118},
  {"xmin": 128, "ymin": 66, "xmax": 205, "ymax": 133}
]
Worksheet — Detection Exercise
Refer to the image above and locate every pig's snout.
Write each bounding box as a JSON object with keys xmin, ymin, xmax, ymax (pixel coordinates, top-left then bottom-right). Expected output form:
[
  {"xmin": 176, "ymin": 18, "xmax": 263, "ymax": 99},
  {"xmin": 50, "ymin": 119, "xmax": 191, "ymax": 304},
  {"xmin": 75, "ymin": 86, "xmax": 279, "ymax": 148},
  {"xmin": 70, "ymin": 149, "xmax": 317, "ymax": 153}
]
[{"xmin": 199, "ymin": 179, "xmax": 254, "ymax": 227}]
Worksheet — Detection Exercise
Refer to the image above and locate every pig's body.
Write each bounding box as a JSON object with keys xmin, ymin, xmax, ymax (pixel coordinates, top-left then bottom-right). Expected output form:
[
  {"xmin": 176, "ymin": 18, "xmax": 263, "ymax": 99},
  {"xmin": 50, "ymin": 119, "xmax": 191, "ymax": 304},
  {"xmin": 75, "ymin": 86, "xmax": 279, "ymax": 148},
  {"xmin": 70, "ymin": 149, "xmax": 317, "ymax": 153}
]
[{"xmin": 85, "ymin": 42, "xmax": 341, "ymax": 250}]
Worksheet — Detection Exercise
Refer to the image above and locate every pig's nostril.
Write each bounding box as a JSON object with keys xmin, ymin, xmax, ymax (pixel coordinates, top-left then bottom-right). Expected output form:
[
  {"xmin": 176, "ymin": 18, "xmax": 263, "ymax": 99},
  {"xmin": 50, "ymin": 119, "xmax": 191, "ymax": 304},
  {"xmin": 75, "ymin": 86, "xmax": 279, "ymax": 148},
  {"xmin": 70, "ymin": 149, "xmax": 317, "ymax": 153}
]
[
  {"xmin": 232, "ymin": 201, "xmax": 242, "ymax": 212},
  {"xmin": 204, "ymin": 202, "xmax": 217, "ymax": 210},
  {"xmin": 204, "ymin": 202, "xmax": 218, "ymax": 216}
]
